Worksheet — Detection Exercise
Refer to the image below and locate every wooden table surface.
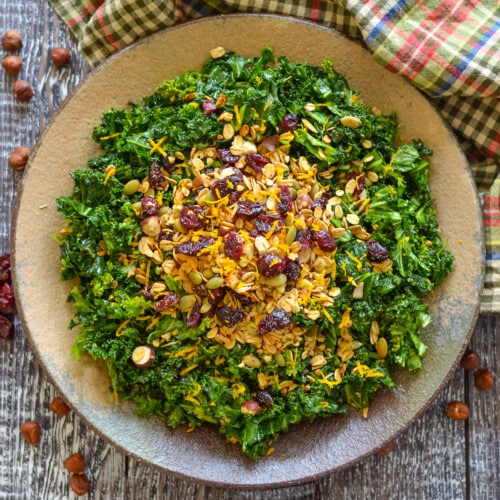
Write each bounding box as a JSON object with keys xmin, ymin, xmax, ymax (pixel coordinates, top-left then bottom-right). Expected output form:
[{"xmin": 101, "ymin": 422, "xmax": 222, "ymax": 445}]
[{"xmin": 1, "ymin": 1, "xmax": 498, "ymax": 498}]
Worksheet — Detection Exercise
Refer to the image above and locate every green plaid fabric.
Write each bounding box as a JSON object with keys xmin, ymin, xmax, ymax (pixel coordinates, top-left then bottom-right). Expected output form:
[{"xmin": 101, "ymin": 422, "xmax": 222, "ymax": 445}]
[{"xmin": 47, "ymin": 0, "xmax": 500, "ymax": 312}]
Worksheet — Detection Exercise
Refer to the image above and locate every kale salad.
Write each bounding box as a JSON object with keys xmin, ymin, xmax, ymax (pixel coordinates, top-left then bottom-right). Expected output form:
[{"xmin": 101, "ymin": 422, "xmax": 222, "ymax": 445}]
[{"xmin": 56, "ymin": 47, "xmax": 454, "ymax": 460}]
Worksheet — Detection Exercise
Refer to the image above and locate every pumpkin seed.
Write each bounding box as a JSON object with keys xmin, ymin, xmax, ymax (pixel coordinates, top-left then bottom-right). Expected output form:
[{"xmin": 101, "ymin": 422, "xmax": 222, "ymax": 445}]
[
  {"xmin": 188, "ymin": 271, "xmax": 203, "ymax": 285},
  {"xmin": 178, "ymin": 294, "xmax": 196, "ymax": 311},
  {"xmin": 286, "ymin": 225, "xmax": 297, "ymax": 246},
  {"xmin": 206, "ymin": 276, "xmax": 225, "ymax": 289},
  {"xmin": 264, "ymin": 274, "xmax": 287, "ymax": 288},
  {"xmin": 124, "ymin": 179, "xmax": 140, "ymax": 195}
]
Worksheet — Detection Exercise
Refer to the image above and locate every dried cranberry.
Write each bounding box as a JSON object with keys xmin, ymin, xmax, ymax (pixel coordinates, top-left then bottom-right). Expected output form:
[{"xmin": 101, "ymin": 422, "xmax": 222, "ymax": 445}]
[
  {"xmin": 142, "ymin": 286, "xmax": 155, "ymax": 300},
  {"xmin": 186, "ymin": 302, "xmax": 202, "ymax": 327},
  {"xmin": 158, "ymin": 231, "xmax": 174, "ymax": 242},
  {"xmin": 366, "ymin": 240, "xmax": 390, "ymax": 262},
  {"xmin": 235, "ymin": 201, "xmax": 264, "ymax": 220},
  {"xmin": 295, "ymin": 229, "xmax": 313, "ymax": 249},
  {"xmin": 224, "ymin": 231, "xmax": 244, "ymax": 260},
  {"xmin": 313, "ymin": 230, "xmax": 337, "ymax": 252},
  {"xmin": 277, "ymin": 185, "xmax": 293, "ymax": 214},
  {"xmin": 179, "ymin": 205, "xmax": 207, "ymax": 230},
  {"xmin": 155, "ymin": 292, "xmax": 180, "ymax": 312},
  {"xmin": 284, "ymin": 259, "xmax": 301, "ymax": 282},
  {"xmin": 141, "ymin": 196, "xmax": 159, "ymax": 217},
  {"xmin": 193, "ymin": 284, "xmax": 208, "ymax": 298},
  {"xmin": 258, "ymin": 309, "xmax": 291, "ymax": 334},
  {"xmin": 0, "ymin": 254, "xmax": 10, "ymax": 272},
  {"xmin": 257, "ymin": 254, "xmax": 286, "ymax": 277},
  {"xmin": 0, "ymin": 314, "xmax": 13, "ymax": 340},
  {"xmin": 202, "ymin": 100, "xmax": 217, "ymax": 115},
  {"xmin": 278, "ymin": 113, "xmax": 299, "ymax": 133},
  {"xmin": 0, "ymin": 283, "xmax": 16, "ymax": 315},
  {"xmin": 254, "ymin": 214, "xmax": 284, "ymax": 234},
  {"xmin": 311, "ymin": 192, "xmax": 331, "ymax": 211},
  {"xmin": 216, "ymin": 306, "xmax": 246, "ymax": 327},
  {"xmin": 208, "ymin": 287, "xmax": 226, "ymax": 305},
  {"xmin": 0, "ymin": 255, "xmax": 10, "ymax": 286},
  {"xmin": 0, "ymin": 270, "xmax": 9, "ymax": 287},
  {"xmin": 176, "ymin": 236, "xmax": 214, "ymax": 256},
  {"xmin": 245, "ymin": 153, "xmax": 268, "ymax": 174},
  {"xmin": 211, "ymin": 177, "xmax": 241, "ymax": 202},
  {"xmin": 229, "ymin": 289, "xmax": 254, "ymax": 308},
  {"xmin": 149, "ymin": 160, "xmax": 166, "ymax": 188},
  {"xmin": 255, "ymin": 390, "xmax": 273, "ymax": 408},
  {"xmin": 217, "ymin": 148, "xmax": 239, "ymax": 165},
  {"xmin": 161, "ymin": 155, "xmax": 177, "ymax": 174}
]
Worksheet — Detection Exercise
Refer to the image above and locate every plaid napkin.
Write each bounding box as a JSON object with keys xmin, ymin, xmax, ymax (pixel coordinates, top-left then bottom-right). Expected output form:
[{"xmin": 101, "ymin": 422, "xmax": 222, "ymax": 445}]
[{"xmin": 47, "ymin": 0, "xmax": 500, "ymax": 313}]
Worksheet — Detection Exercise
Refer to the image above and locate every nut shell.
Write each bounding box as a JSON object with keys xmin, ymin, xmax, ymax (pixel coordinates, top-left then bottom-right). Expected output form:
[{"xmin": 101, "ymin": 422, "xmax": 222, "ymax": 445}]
[
  {"xmin": 474, "ymin": 368, "xmax": 494, "ymax": 391},
  {"xmin": 20, "ymin": 420, "xmax": 41, "ymax": 444},
  {"xmin": 70, "ymin": 473, "xmax": 90, "ymax": 496},
  {"xmin": 64, "ymin": 453, "xmax": 86, "ymax": 474},
  {"xmin": 13, "ymin": 80, "xmax": 33, "ymax": 101},
  {"xmin": 2, "ymin": 30, "xmax": 22, "ymax": 51},
  {"xmin": 446, "ymin": 401, "xmax": 470, "ymax": 421},
  {"xmin": 50, "ymin": 396, "xmax": 71, "ymax": 416},
  {"xmin": 460, "ymin": 350, "xmax": 480, "ymax": 370},
  {"xmin": 51, "ymin": 47, "xmax": 71, "ymax": 67},
  {"xmin": 8, "ymin": 146, "xmax": 31, "ymax": 170},
  {"xmin": 2, "ymin": 54, "xmax": 22, "ymax": 76}
]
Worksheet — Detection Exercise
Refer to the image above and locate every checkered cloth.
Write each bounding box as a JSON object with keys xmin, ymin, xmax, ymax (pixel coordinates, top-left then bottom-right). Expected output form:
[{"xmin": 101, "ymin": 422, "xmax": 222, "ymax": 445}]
[{"xmin": 47, "ymin": 0, "xmax": 500, "ymax": 312}]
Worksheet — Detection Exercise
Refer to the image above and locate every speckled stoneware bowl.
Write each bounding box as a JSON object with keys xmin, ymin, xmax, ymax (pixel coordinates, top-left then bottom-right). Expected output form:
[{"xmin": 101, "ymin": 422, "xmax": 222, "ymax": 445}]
[{"xmin": 12, "ymin": 14, "xmax": 484, "ymax": 488}]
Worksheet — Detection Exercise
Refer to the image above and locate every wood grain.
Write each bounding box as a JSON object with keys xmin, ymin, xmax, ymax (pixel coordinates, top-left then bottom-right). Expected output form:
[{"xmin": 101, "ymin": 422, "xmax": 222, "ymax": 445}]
[{"xmin": 0, "ymin": 0, "xmax": 498, "ymax": 498}]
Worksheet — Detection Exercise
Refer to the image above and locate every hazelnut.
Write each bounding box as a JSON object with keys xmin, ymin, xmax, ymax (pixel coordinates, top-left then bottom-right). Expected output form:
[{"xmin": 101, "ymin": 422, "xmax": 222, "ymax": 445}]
[
  {"xmin": 20, "ymin": 420, "xmax": 41, "ymax": 444},
  {"xmin": 13, "ymin": 79, "xmax": 33, "ymax": 101},
  {"xmin": 241, "ymin": 400, "xmax": 261, "ymax": 415},
  {"xmin": 64, "ymin": 452, "xmax": 86, "ymax": 474},
  {"xmin": 8, "ymin": 146, "xmax": 31, "ymax": 170},
  {"xmin": 446, "ymin": 401, "xmax": 470, "ymax": 421},
  {"xmin": 131, "ymin": 345, "xmax": 155, "ymax": 368},
  {"xmin": 51, "ymin": 47, "xmax": 71, "ymax": 67},
  {"xmin": 376, "ymin": 440, "xmax": 395, "ymax": 456},
  {"xmin": 50, "ymin": 396, "xmax": 71, "ymax": 416},
  {"xmin": 474, "ymin": 368, "xmax": 494, "ymax": 391},
  {"xmin": 2, "ymin": 30, "xmax": 22, "ymax": 51},
  {"xmin": 460, "ymin": 350, "xmax": 480, "ymax": 370},
  {"xmin": 70, "ymin": 473, "xmax": 90, "ymax": 496},
  {"xmin": 2, "ymin": 54, "xmax": 22, "ymax": 76}
]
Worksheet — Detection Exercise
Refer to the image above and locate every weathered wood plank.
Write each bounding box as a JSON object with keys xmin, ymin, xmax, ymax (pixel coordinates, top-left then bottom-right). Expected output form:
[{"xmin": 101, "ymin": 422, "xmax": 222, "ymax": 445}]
[
  {"xmin": 1, "ymin": 0, "xmax": 497, "ymax": 498},
  {"xmin": 468, "ymin": 315, "xmax": 500, "ymax": 500}
]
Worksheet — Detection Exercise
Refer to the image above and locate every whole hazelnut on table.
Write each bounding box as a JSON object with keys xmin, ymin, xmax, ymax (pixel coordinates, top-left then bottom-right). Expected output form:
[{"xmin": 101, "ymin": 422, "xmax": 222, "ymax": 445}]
[
  {"xmin": 51, "ymin": 47, "xmax": 71, "ymax": 67},
  {"xmin": 474, "ymin": 368, "xmax": 494, "ymax": 391},
  {"xmin": 13, "ymin": 79, "xmax": 33, "ymax": 101},
  {"xmin": 2, "ymin": 54, "xmax": 22, "ymax": 76},
  {"xmin": 70, "ymin": 473, "xmax": 90, "ymax": 496},
  {"xmin": 50, "ymin": 396, "xmax": 71, "ymax": 416},
  {"xmin": 460, "ymin": 349, "xmax": 480, "ymax": 370},
  {"xmin": 64, "ymin": 452, "xmax": 86, "ymax": 474},
  {"xmin": 8, "ymin": 146, "xmax": 31, "ymax": 170},
  {"xmin": 2, "ymin": 30, "xmax": 22, "ymax": 51},
  {"xmin": 20, "ymin": 420, "xmax": 41, "ymax": 444},
  {"xmin": 377, "ymin": 440, "xmax": 395, "ymax": 456},
  {"xmin": 446, "ymin": 401, "xmax": 470, "ymax": 421}
]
